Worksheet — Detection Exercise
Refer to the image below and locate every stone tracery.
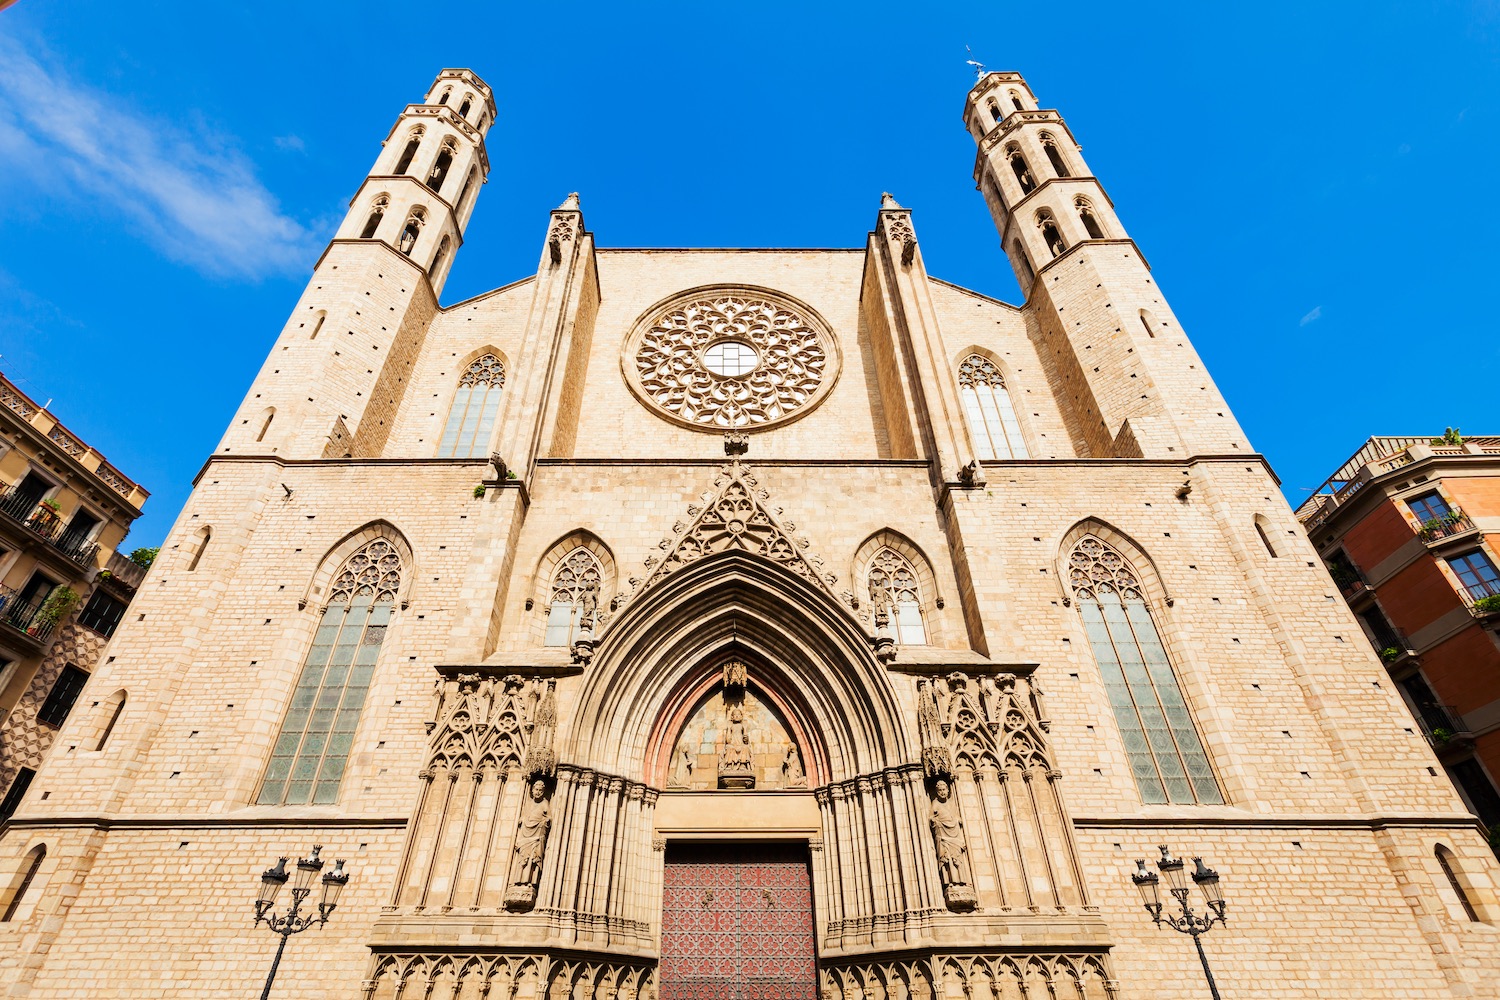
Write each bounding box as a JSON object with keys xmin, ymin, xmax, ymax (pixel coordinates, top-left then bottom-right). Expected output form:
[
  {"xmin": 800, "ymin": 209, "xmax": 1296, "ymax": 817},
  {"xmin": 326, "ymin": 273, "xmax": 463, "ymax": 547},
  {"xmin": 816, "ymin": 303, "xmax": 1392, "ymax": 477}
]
[{"xmin": 629, "ymin": 290, "xmax": 835, "ymax": 429}]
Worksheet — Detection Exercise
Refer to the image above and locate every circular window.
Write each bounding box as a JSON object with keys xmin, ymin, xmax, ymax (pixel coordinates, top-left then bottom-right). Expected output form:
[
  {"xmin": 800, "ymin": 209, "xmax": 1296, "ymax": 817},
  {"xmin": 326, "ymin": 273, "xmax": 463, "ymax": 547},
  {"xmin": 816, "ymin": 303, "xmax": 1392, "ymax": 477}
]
[
  {"xmin": 624, "ymin": 287, "xmax": 840, "ymax": 430},
  {"xmin": 702, "ymin": 340, "xmax": 758, "ymax": 377}
]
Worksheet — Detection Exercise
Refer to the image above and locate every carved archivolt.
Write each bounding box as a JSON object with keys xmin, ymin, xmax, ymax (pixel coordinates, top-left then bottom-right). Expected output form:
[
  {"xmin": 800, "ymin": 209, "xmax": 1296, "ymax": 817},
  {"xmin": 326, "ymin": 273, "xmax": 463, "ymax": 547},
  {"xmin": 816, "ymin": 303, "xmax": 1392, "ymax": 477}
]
[{"xmin": 624, "ymin": 287, "xmax": 840, "ymax": 431}]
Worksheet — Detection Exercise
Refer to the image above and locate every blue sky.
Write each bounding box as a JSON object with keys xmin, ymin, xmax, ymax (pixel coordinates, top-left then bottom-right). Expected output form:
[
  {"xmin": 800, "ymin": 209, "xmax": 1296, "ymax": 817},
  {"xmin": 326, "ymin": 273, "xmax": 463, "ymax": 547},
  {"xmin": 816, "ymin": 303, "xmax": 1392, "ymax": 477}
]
[{"xmin": 2, "ymin": 1, "xmax": 1498, "ymax": 546}]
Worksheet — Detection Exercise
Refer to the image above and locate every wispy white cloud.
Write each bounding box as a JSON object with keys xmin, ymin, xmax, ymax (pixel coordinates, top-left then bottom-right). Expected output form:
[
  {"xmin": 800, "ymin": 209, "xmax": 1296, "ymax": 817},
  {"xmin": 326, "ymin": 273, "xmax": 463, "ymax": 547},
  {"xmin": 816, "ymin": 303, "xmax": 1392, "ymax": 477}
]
[
  {"xmin": 274, "ymin": 134, "xmax": 306, "ymax": 153},
  {"xmin": 1299, "ymin": 306, "xmax": 1323, "ymax": 326},
  {"xmin": 0, "ymin": 36, "xmax": 316, "ymax": 279}
]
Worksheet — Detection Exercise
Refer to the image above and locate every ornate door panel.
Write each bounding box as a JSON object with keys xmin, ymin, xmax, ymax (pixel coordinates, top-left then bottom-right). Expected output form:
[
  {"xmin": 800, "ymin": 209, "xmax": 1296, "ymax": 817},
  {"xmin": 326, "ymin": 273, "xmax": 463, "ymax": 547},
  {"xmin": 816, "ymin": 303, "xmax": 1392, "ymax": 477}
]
[{"xmin": 660, "ymin": 843, "xmax": 816, "ymax": 1000}]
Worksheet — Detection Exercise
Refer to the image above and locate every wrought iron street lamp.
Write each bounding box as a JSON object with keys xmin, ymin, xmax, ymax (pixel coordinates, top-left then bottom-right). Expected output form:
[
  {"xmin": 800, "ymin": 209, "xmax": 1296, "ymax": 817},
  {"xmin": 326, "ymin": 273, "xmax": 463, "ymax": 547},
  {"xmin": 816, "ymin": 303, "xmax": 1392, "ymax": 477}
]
[
  {"xmin": 252, "ymin": 845, "xmax": 350, "ymax": 1000},
  {"xmin": 1131, "ymin": 845, "xmax": 1228, "ymax": 1000}
]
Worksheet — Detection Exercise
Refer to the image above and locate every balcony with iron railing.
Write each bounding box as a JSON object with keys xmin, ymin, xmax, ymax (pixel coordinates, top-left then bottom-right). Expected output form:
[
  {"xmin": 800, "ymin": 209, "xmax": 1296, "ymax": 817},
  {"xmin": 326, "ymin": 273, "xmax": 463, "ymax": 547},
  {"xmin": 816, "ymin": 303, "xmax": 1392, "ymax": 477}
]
[
  {"xmin": 0, "ymin": 583, "xmax": 54, "ymax": 645},
  {"xmin": 0, "ymin": 487, "xmax": 99, "ymax": 568},
  {"xmin": 1329, "ymin": 563, "xmax": 1376, "ymax": 607},
  {"xmin": 1413, "ymin": 702, "xmax": 1477, "ymax": 759},
  {"xmin": 1417, "ymin": 508, "xmax": 1480, "ymax": 547},
  {"xmin": 1462, "ymin": 587, "xmax": 1500, "ymax": 627}
]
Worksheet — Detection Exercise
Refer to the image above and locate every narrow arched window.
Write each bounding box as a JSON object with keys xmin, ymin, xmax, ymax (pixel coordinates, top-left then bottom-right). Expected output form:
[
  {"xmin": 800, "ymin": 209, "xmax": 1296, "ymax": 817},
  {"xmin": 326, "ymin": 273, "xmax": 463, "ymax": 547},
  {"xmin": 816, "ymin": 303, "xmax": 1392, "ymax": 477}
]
[
  {"xmin": 1041, "ymin": 133, "xmax": 1071, "ymax": 178},
  {"xmin": 1254, "ymin": 518, "xmax": 1278, "ymax": 558},
  {"xmin": 438, "ymin": 88, "xmax": 451, "ymax": 106},
  {"xmin": 1012, "ymin": 239, "xmax": 1034, "ymax": 286},
  {"xmin": 187, "ymin": 525, "xmax": 212, "ymax": 572},
  {"xmin": 458, "ymin": 95, "xmax": 473, "ymax": 118},
  {"xmin": 359, "ymin": 196, "xmax": 388, "ymax": 239},
  {"xmin": 1139, "ymin": 309, "xmax": 1159, "ymax": 339},
  {"xmin": 1070, "ymin": 536, "xmax": 1222, "ymax": 805},
  {"xmin": 426, "ymin": 139, "xmax": 456, "ymax": 193},
  {"xmin": 958, "ymin": 355, "xmax": 1028, "ymax": 460},
  {"xmin": 1009, "ymin": 90, "xmax": 1024, "ymax": 111},
  {"xmin": 430, "ymin": 235, "xmax": 452, "ymax": 278},
  {"xmin": 868, "ymin": 548, "xmax": 927, "ymax": 644},
  {"xmin": 255, "ymin": 407, "xmax": 275, "ymax": 443},
  {"xmin": 1007, "ymin": 146, "xmax": 1036, "ymax": 194},
  {"xmin": 308, "ymin": 310, "xmax": 326, "ymax": 340},
  {"xmin": 437, "ymin": 354, "xmax": 505, "ymax": 458},
  {"xmin": 398, "ymin": 209, "xmax": 425, "ymax": 257},
  {"xmin": 1038, "ymin": 211, "xmax": 1066, "ymax": 258},
  {"xmin": 257, "ymin": 538, "xmax": 402, "ymax": 806},
  {"xmin": 987, "ymin": 98, "xmax": 1002, "ymax": 125},
  {"xmin": 1076, "ymin": 198, "xmax": 1105, "ymax": 239},
  {"xmin": 1, "ymin": 846, "xmax": 45, "ymax": 922},
  {"xmin": 476, "ymin": 113, "xmax": 487, "ymax": 131},
  {"xmin": 95, "ymin": 690, "xmax": 126, "ymax": 750},
  {"xmin": 456, "ymin": 169, "xmax": 478, "ymax": 216},
  {"xmin": 394, "ymin": 129, "xmax": 423, "ymax": 174},
  {"xmin": 544, "ymin": 549, "xmax": 601, "ymax": 646},
  {"xmin": 1436, "ymin": 845, "xmax": 1481, "ymax": 922}
]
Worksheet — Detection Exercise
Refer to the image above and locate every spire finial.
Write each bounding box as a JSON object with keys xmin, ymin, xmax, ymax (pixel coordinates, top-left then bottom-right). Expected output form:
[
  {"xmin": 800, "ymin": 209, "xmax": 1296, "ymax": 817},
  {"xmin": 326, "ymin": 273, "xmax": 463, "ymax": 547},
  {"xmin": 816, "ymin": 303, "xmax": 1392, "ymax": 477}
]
[
  {"xmin": 881, "ymin": 192, "xmax": 903, "ymax": 210},
  {"xmin": 558, "ymin": 192, "xmax": 580, "ymax": 211}
]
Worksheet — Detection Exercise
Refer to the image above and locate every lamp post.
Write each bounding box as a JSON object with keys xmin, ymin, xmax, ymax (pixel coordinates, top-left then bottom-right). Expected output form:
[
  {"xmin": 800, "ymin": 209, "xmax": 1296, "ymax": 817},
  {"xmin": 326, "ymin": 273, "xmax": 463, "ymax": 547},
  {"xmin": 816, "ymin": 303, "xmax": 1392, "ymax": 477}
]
[
  {"xmin": 1130, "ymin": 845, "xmax": 1227, "ymax": 1000},
  {"xmin": 252, "ymin": 845, "xmax": 350, "ymax": 1000}
]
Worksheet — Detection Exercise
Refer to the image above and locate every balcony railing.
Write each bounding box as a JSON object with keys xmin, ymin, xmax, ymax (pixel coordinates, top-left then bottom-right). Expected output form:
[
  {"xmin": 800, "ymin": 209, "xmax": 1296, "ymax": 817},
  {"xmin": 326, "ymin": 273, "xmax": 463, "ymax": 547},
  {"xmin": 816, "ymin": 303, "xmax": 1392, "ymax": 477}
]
[
  {"xmin": 0, "ymin": 584, "xmax": 54, "ymax": 643},
  {"xmin": 1329, "ymin": 564, "xmax": 1372, "ymax": 602},
  {"xmin": 1417, "ymin": 509, "xmax": 1477, "ymax": 543},
  {"xmin": 0, "ymin": 487, "xmax": 99, "ymax": 567},
  {"xmin": 1464, "ymin": 591, "xmax": 1500, "ymax": 623},
  {"xmin": 1415, "ymin": 703, "xmax": 1475, "ymax": 752}
]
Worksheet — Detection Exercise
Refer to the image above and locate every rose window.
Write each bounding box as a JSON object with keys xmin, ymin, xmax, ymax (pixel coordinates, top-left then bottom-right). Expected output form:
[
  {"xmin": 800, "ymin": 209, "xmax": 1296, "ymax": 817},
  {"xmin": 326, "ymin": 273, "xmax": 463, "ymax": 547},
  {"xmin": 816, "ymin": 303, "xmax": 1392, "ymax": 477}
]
[{"xmin": 626, "ymin": 288, "xmax": 839, "ymax": 430}]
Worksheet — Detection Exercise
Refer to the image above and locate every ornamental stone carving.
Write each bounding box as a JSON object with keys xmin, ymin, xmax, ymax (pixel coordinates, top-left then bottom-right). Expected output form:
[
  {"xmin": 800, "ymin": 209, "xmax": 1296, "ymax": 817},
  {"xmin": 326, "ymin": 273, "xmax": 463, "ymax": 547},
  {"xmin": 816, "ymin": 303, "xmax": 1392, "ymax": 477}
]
[{"xmin": 624, "ymin": 287, "xmax": 840, "ymax": 431}]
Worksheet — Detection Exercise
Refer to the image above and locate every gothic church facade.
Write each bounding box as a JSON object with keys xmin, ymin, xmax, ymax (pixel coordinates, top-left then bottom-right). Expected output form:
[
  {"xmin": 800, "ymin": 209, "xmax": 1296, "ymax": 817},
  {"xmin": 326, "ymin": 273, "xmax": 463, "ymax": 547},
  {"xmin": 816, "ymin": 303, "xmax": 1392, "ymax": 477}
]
[{"xmin": 2, "ymin": 68, "xmax": 1497, "ymax": 999}]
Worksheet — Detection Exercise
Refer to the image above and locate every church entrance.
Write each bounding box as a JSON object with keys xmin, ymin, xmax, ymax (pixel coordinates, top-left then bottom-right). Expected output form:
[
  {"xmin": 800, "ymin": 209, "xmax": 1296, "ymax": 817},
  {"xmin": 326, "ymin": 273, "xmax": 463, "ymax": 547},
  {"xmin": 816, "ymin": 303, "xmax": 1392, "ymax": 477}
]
[{"xmin": 659, "ymin": 842, "xmax": 817, "ymax": 1000}]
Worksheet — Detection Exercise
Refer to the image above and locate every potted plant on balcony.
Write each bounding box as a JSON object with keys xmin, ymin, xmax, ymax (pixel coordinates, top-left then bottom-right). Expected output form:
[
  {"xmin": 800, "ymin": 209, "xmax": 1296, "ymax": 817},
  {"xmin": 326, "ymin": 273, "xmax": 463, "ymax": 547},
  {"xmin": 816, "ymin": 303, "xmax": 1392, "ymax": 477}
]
[
  {"xmin": 29, "ymin": 497, "xmax": 61, "ymax": 533},
  {"xmin": 1474, "ymin": 595, "xmax": 1500, "ymax": 615},
  {"xmin": 1418, "ymin": 517, "xmax": 1446, "ymax": 541},
  {"xmin": 1380, "ymin": 646, "xmax": 1401, "ymax": 663},
  {"xmin": 1430, "ymin": 726, "xmax": 1455, "ymax": 746},
  {"xmin": 29, "ymin": 585, "xmax": 80, "ymax": 636}
]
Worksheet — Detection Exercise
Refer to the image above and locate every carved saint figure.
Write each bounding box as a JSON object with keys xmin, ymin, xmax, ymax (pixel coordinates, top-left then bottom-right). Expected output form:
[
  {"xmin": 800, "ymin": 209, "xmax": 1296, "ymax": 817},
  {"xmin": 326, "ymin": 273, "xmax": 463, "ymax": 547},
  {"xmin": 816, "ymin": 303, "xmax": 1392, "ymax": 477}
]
[
  {"xmin": 670, "ymin": 743, "xmax": 694, "ymax": 788},
  {"xmin": 929, "ymin": 778, "xmax": 976, "ymax": 910},
  {"xmin": 718, "ymin": 703, "xmax": 755, "ymax": 788},
  {"xmin": 722, "ymin": 658, "xmax": 747, "ymax": 691},
  {"xmin": 783, "ymin": 744, "xmax": 806, "ymax": 787},
  {"xmin": 505, "ymin": 779, "xmax": 551, "ymax": 909}
]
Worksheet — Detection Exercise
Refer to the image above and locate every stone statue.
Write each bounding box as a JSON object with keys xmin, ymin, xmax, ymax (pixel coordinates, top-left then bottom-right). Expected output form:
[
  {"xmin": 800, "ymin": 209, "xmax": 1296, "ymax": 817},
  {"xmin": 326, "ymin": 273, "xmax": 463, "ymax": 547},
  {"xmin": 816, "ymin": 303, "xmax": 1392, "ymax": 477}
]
[
  {"xmin": 783, "ymin": 744, "xmax": 806, "ymax": 788},
  {"xmin": 504, "ymin": 778, "xmax": 551, "ymax": 910},
  {"xmin": 718, "ymin": 703, "xmax": 755, "ymax": 789},
  {"xmin": 929, "ymin": 778, "xmax": 977, "ymax": 911},
  {"xmin": 670, "ymin": 743, "xmax": 694, "ymax": 788}
]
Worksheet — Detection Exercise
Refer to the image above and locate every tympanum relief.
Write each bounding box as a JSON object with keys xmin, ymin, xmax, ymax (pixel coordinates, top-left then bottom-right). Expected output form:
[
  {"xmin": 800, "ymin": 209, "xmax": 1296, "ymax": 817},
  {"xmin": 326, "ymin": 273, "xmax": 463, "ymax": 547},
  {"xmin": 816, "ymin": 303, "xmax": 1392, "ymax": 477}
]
[{"xmin": 666, "ymin": 678, "xmax": 806, "ymax": 792}]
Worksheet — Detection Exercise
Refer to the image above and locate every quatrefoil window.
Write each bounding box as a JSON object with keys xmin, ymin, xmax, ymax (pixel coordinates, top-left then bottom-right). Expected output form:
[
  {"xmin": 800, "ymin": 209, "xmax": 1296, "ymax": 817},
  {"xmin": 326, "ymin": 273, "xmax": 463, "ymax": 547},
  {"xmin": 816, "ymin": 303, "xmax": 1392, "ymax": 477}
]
[{"xmin": 625, "ymin": 287, "xmax": 840, "ymax": 430}]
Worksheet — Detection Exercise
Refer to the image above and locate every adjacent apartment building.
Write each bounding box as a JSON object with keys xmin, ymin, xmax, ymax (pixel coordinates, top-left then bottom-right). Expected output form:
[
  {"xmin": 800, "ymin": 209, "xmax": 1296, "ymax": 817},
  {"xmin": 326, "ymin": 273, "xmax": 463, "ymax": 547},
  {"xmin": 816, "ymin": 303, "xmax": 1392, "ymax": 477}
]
[
  {"xmin": 1298, "ymin": 435, "xmax": 1500, "ymax": 846},
  {"xmin": 0, "ymin": 373, "xmax": 149, "ymax": 824}
]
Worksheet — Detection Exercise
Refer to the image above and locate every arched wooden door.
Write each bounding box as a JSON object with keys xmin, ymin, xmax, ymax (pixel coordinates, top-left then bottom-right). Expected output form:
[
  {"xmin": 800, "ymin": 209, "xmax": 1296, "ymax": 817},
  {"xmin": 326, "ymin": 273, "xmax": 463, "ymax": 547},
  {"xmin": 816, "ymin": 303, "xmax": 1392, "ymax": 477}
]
[{"xmin": 659, "ymin": 842, "xmax": 816, "ymax": 999}]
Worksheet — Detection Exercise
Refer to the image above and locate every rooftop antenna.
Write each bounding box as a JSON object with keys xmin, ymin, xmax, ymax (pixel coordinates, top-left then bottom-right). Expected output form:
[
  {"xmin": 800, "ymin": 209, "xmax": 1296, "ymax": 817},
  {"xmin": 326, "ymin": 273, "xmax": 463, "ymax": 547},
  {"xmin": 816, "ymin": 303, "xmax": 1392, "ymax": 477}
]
[{"xmin": 965, "ymin": 45, "xmax": 987, "ymax": 80}]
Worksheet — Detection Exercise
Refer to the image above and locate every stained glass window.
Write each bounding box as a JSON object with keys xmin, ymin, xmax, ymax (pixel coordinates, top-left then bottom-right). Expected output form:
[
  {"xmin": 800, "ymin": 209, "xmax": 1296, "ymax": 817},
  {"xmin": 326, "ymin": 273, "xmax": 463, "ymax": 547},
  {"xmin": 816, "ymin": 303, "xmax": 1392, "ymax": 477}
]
[
  {"xmin": 258, "ymin": 538, "xmax": 401, "ymax": 806},
  {"xmin": 437, "ymin": 354, "xmax": 505, "ymax": 458},
  {"xmin": 544, "ymin": 549, "xmax": 601, "ymax": 647},
  {"xmin": 958, "ymin": 355, "xmax": 1028, "ymax": 461},
  {"xmin": 868, "ymin": 547, "xmax": 927, "ymax": 645},
  {"xmin": 1069, "ymin": 536, "xmax": 1221, "ymax": 805}
]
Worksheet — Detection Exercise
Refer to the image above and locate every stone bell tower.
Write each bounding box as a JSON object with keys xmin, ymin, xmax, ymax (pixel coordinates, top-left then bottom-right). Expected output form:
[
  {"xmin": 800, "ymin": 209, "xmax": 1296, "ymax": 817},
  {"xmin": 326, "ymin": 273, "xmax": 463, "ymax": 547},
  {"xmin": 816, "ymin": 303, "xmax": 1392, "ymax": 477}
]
[
  {"xmin": 964, "ymin": 71, "xmax": 1249, "ymax": 460},
  {"xmin": 217, "ymin": 68, "xmax": 494, "ymax": 461}
]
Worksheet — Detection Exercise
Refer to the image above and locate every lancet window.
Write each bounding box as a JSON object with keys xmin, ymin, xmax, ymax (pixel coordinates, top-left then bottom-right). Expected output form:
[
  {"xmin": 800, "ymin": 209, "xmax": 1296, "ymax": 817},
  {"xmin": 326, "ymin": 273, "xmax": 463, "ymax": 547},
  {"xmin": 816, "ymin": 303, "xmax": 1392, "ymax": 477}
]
[
  {"xmin": 1069, "ymin": 536, "xmax": 1221, "ymax": 805},
  {"xmin": 394, "ymin": 128, "xmax": 423, "ymax": 174},
  {"xmin": 431, "ymin": 235, "xmax": 452, "ymax": 278},
  {"xmin": 1007, "ymin": 145, "xmax": 1036, "ymax": 194},
  {"xmin": 426, "ymin": 138, "xmax": 456, "ymax": 193},
  {"xmin": 360, "ymin": 195, "xmax": 388, "ymax": 239},
  {"xmin": 1040, "ymin": 132, "xmax": 1071, "ymax": 178},
  {"xmin": 987, "ymin": 98, "xmax": 1002, "ymax": 125},
  {"xmin": 868, "ymin": 548, "xmax": 926, "ymax": 644},
  {"xmin": 437, "ymin": 354, "xmax": 504, "ymax": 458},
  {"xmin": 543, "ymin": 549, "xmax": 601, "ymax": 646},
  {"xmin": 398, "ymin": 208, "xmax": 425, "ymax": 257},
  {"xmin": 958, "ymin": 355, "xmax": 1028, "ymax": 460},
  {"xmin": 1076, "ymin": 197, "xmax": 1105, "ymax": 239},
  {"xmin": 1, "ymin": 846, "xmax": 44, "ymax": 922},
  {"xmin": 458, "ymin": 95, "xmax": 473, "ymax": 118},
  {"xmin": 257, "ymin": 538, "xmax": 402, "ymax": 806},
  {"xmin": 1038, "ymin": 210, "xmax": 1066, "ymax": 258}
]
